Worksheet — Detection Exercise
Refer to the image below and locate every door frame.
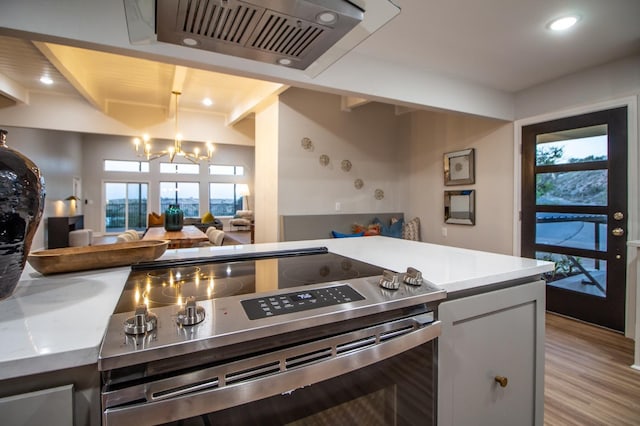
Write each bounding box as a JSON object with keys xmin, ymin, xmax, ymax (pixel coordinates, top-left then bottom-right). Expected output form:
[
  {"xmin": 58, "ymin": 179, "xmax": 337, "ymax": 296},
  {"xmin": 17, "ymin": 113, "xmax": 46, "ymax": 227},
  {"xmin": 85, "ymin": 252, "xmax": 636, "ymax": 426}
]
[
  {"xmin": 513, "ymin": 96, "xmax": 639, "ymax": 336},
  {"xmin": 101, "ymin": 178, "xmax": 151, "ymax": 234}
]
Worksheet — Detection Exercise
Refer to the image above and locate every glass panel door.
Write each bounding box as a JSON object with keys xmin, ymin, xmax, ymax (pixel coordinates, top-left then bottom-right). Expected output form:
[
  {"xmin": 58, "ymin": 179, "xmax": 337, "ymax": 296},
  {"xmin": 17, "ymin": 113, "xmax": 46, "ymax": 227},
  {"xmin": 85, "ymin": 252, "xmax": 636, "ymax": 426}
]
[
  {"xmin": 209, "ymin": 183, "xmax": 242, "ymax": 216},
  {"xmin": 159, "ymin": 181, "xmax": 200, "ymax": 217},
  {"xmin": 522, "ymin": 107, "xmax": 628, "ymax": 331},
  {"xmin": 105, "ymin": 182, "xmax": 148, "ymax": 232}
]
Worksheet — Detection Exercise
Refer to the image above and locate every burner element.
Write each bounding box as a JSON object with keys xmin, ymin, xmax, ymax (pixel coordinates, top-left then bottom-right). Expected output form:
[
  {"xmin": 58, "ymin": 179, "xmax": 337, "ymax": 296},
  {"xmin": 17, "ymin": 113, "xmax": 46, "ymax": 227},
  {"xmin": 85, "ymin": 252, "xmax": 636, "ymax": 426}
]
[
  {"xmin": 112, "ymin": 252, "xmax": 386, "ymax": 314},
  {"xmin": 147, "ymin": 266, "xmax": 201, "ymax": 282}
]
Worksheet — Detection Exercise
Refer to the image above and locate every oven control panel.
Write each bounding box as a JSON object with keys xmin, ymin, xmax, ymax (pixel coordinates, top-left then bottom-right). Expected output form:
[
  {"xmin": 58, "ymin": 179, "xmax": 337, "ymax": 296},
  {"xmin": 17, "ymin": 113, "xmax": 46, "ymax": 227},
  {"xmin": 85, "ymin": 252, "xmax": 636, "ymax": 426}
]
[{"xmin": 241, "ymin": 285, "xmax": 365, "ymax": 320}]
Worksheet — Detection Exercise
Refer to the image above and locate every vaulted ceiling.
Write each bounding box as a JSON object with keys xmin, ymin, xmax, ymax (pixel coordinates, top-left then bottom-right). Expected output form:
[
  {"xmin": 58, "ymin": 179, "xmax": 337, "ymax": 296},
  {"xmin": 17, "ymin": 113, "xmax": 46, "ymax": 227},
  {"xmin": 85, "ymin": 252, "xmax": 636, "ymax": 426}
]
[
  {"xmin": 0, "ymin": 0, "xmax": 638, "ymax": 127},
  {"xmin": 0, "ymin": 35, "xmax": 286, "ymax": 129}
]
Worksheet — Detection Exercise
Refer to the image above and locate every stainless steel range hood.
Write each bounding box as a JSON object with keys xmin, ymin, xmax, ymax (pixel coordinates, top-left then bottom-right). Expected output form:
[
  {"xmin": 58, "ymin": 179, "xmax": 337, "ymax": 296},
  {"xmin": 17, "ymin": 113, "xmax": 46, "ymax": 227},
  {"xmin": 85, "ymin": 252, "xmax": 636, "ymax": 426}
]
[{"xmin": 154, "ymin": 0, "xmax": 363, "ymax": 70}]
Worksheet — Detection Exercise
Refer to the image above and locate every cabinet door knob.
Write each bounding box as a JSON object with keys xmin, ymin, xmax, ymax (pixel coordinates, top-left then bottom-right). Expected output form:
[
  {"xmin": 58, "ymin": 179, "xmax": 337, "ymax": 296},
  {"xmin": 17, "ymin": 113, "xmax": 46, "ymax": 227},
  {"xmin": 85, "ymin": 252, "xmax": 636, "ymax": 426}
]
[{"xmin": 494, "ymin": 375, "xmax": 508, "ymax": 388}]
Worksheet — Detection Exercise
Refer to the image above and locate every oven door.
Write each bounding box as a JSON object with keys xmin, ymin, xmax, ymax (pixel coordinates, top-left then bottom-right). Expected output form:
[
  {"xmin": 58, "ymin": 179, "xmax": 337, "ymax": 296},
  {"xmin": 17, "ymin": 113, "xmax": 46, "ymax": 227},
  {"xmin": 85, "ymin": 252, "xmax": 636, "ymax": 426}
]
[{"xmin": 103, "ymin": 312, "xmax": 440, "ymax": 426}]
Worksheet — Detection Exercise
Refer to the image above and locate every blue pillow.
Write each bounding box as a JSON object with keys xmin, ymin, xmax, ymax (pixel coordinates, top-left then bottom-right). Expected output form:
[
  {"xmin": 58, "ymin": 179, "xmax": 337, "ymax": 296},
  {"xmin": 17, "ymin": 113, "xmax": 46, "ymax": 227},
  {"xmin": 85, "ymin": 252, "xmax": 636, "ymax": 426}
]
[
  {"xmin": 331, "ymin": 230, "xmax": 365, "ymax": 238},
  {"xmin": 374, "ymin": 217, "xmax": 404, "ymax": 238},
  {"xmin": 387, "ymin": 218, "xmax": 404, "ymax": 238},
  {"xmin": 372, "ymin": 217, "xmax": 387, "ymax": 233}
]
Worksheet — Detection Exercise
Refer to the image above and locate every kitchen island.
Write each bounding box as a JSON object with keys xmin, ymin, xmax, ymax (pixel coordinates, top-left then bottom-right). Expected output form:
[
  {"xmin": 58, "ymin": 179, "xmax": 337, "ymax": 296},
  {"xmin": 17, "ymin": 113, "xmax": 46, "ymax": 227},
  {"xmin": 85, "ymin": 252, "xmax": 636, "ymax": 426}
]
[{"xmin": 0, "ymin": 237, "xmax": 552, "ymax": 425}]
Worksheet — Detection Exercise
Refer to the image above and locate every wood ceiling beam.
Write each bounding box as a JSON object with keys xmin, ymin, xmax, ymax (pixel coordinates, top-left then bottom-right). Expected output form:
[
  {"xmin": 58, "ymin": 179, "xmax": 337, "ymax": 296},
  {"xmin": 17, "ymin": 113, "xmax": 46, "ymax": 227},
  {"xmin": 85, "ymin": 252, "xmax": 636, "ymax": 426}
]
[
  {"xmin": 341, "ymin": 96, "xmax": 370, "ymax": 111},
  {"xmin": 0, "ymin": 72, "xmax": 28, "ymax": 105},
  {"xmin": 394, "ymin": 105, "xmax": 417, "ymax": 115},
  {"xmin": 169, "ymin": 65, "xmax": 188, "ymax": 118},
  {"xmin": 227, "ymin": 83, "xmax": 288, "ymax": 126},
  {"xmin": 33, "ymin": 41, "xmax": 105, "ymax": 113}
]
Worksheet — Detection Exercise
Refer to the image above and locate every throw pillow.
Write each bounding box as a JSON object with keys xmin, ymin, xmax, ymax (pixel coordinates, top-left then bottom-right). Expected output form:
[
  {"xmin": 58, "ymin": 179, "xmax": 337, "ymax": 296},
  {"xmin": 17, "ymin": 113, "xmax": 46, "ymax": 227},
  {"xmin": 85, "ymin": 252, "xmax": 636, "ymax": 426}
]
[
  {"xmin": 201, "ymin": 211, "xmax": 214, "ymax": 224},
  {"xmin": 402, "ymin": 217, "xmax": 421, "ymax": 241},
  {"xmin": 352, "ymin": 223, "xmax": 366, "ymax": 234},
  {"xmin": 364, "ymin": 224, "xmax": 380, "ymax": 236},
  {"xmin": 331, "ymin": 230, "xmax": 365, "ymax": 238},
  {"xmin": 148, "ymin": 212, "xmax": 164, "ymax": 227},
  {"xmin": 372, "ymin": 217, "xmax": 404, "ymax": 238},
  {"xmin": 384, "ymin": 217, "xmax": 404, "ymax": 238},
  {"xmin": 371, "ymin": 217, "xmax": 388, "ymax": 234}
]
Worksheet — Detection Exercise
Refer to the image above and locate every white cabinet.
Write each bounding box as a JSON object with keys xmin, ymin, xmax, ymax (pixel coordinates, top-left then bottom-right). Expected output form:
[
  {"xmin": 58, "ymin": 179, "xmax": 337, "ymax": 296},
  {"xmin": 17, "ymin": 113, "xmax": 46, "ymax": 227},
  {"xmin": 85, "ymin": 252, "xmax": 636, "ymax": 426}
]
[
  {"xmin": 0, "ymin": 364, "xmax": 101, "ymax": 426},
  {"xmin": 438, "ymin": 280, "xmax": 545, "ymax": 426},
  {"xmin": 0, "ymin": 384, "xmax": 73, "ymax": 426}
]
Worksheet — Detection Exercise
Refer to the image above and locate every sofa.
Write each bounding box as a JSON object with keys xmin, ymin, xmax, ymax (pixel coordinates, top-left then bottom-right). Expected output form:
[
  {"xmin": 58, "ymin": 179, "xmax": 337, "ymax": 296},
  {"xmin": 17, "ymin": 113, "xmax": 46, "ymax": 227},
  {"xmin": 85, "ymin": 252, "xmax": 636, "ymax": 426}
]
[
  {"xmin": 184, "ymin": 217, "xmax": 223, "ymax": 233},
  {"xmin": 229, "ymin": 210, "xmax": 253, "ymax": 230},
  {"xmin": 279, "ymin": 213, "xmax": 420, "ymax": 242}
]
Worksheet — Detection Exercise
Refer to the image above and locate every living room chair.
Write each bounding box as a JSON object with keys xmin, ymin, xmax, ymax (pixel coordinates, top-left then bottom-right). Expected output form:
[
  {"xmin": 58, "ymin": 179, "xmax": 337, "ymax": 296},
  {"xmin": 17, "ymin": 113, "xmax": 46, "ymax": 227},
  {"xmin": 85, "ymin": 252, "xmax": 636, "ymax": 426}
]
[
  {"xmin": 205, "ymin": 227, "xmax": 225, "ymax": 246},
  {"xmin": 148, "ymin": 212, "xmax": 164, "ymax": 227},
  {"xmin": 229, "ymin": 210, "xmax": 253, "ymax": 231}
]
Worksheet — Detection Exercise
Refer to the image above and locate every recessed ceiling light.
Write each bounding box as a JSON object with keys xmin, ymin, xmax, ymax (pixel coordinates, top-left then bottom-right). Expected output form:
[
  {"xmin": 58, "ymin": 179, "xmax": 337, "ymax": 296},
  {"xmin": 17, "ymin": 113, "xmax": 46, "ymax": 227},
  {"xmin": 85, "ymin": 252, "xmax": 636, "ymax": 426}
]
[
  {"xmin": 316, "ymin": 11, "xmax": 337, "ymax": 25},
  {"xmin": 277, "ymin": 58, "xmax": 292, "ymax": 66},
  {"xmin": 548, "ymin": 15, "xmax": 580, "ymax": 31},
  {"xmin": 202, "ymin": 98, "xmax": 213, "ymax": 107},
  {"xmin": 183, "ymin": 37, "xmax": 198, "ymax": 46},
  {"xmin": 39, "ymin": 76, "xmax": 53, "ymax": 85}
]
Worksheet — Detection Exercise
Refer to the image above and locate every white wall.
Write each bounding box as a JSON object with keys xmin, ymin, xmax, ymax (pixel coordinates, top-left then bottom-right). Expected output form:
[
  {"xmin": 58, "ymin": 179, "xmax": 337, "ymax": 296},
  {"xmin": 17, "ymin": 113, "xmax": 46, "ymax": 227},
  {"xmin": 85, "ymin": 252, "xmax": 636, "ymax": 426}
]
[
  {"xmin": 277, "ymin": 88, "xmax": 407, "ymax": 217},
  {"xmin": 2, "ymin": 126, "xmax": 83, "ymax": 250},
  {"xmin": 272, "ymin": 88, "xmax": 514, "ymax": 254},
  {"xmin": 255, "ymin": 101, "xmax": 279, "ymax": 243},
  {"xmin": 406, "ymin": 111, "xmax": 514, "ymax": 254},
  {"xmin": 515, "ymin": 55, "xmax": 640, "ymax": 120}
]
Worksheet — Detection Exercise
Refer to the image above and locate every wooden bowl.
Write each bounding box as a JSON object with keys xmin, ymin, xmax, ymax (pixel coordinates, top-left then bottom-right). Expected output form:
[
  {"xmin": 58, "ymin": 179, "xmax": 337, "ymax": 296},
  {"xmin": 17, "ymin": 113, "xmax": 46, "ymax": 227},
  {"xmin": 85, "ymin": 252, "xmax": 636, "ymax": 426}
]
[{"xmin": 27, "ymin": 240, "xmax": 169, "ymax": 275}]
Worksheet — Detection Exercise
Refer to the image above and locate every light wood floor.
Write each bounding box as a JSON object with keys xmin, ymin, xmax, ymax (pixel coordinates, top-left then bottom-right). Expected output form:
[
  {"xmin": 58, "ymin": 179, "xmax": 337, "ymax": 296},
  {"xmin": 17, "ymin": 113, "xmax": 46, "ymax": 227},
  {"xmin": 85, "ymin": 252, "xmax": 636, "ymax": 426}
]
[{"xmin": 545, "ymin": 312, "xmax": 640, "ymax": 425}]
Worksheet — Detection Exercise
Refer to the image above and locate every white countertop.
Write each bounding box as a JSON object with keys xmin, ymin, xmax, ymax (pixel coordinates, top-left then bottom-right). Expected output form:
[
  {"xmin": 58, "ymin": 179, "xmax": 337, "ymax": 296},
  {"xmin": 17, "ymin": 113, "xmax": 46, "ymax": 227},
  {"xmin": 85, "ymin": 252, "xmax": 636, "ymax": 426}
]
[{"xmin": 0, "ymin": 237, "xmax": 552, "ymax": 380}]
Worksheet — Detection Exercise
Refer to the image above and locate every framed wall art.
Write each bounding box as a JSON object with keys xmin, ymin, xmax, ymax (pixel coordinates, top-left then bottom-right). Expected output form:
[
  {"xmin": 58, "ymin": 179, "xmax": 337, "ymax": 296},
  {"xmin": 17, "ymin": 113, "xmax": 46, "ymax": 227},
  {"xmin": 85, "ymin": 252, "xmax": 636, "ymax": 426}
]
[
  {"xmin": 444, "ymin": 148, "xmax": 475, "ymax": 185},
  {"xmin": 444, "ymin": 190, "xmax": 475, "ymax": 225}
]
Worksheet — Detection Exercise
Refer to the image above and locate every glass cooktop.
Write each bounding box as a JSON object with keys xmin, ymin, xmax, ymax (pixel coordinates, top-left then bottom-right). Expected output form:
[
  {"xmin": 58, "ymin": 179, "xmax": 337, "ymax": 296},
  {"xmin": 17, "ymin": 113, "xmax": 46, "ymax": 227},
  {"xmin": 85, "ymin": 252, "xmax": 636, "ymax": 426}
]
[{"xmin": 113, "ymin": 248, "xmax": 386, "ymax": 314}]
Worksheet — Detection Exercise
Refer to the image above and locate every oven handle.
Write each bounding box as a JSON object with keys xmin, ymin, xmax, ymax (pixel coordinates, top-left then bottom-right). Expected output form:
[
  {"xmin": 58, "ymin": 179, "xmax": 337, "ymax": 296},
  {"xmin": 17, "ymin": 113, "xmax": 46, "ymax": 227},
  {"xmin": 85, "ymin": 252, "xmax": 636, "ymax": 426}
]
[{"xmin": 103, "ymin": 316, "xmax": 440, "ymax": 425}]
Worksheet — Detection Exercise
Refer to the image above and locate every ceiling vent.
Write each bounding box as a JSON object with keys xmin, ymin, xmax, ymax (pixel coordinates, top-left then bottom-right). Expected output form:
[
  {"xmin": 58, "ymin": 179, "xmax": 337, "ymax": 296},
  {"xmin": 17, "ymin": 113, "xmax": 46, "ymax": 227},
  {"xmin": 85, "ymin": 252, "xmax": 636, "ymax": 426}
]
[{"xmin": 155, "ymin": 0, "xmax": 364, "ymax": 70}]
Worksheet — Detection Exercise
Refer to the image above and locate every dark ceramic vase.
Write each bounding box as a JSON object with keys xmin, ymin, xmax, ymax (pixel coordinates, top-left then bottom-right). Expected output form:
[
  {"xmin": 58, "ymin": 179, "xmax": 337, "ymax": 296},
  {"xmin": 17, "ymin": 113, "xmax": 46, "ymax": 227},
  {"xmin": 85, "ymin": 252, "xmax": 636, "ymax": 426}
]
[
  {"xmin": 0, "ymin": 129, "xmax": 46, "ymax": 299},
  {"xmin": 164, "ymin": 204, "xmax": 184, "ymax": 231}
]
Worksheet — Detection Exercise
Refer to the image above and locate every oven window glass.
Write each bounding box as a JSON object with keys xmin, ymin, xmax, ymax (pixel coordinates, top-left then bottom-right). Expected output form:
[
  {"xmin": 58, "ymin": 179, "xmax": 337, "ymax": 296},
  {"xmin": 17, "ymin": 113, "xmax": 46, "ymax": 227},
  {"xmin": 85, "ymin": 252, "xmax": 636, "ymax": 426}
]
[{"xmin": 161, "ymin": 341, "xmax": 435, "ymax": 426}]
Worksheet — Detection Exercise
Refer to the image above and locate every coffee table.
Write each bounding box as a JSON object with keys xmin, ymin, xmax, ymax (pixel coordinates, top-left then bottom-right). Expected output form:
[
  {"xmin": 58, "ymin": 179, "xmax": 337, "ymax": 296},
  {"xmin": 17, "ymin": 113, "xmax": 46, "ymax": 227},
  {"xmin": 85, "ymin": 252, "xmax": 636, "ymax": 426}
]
[{"xmin": 142, "ymin": 225, "xmax": 208, "ymax": 249}]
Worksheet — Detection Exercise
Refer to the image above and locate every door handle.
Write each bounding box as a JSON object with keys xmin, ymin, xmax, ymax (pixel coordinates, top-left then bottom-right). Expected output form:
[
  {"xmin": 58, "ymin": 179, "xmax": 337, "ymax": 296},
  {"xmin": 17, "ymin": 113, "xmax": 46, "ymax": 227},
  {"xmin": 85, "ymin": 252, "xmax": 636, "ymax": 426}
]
[{"xmin": 612, "ymin": 228, "xmax": 624, "ymax": 237}]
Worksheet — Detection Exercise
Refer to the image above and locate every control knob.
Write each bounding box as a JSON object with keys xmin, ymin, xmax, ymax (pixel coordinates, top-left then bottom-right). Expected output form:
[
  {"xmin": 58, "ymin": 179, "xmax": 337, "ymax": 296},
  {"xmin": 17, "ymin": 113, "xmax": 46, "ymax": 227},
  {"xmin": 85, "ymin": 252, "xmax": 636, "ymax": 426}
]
[
  {"xmin": 176, "ymin": 297, "xmax": 206, "ymax": 326},
  {"xmin": 124, "ymin": 304, "xmax": 157, "ymax": 335},
  {"xmin": 403, "ymin": 267, "xmax": 423, "ymax": 286},
  {"xmin": 379, "ymin": 270, "xmax": 400, "ymax": 290}
]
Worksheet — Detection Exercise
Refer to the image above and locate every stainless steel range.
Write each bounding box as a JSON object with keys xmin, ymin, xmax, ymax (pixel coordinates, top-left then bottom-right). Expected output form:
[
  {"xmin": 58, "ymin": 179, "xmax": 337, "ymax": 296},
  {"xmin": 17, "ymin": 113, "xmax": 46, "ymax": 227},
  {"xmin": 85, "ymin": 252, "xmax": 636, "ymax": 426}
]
[{"xmin": 98, "ymin": 247, "xmax": 446, "ymax": 425}]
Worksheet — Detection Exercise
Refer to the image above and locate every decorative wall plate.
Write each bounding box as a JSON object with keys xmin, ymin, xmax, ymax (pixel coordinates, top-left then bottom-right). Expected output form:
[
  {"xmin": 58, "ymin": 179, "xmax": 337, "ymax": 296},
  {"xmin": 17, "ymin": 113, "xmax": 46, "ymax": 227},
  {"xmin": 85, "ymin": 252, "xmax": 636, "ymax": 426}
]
[
  {"xmin": 301, "ymin": 137, "xmax": 313, "ymax": 151},
  {"xmin": 354, "ymin": 178, "xmax": 364, "ymax": 189},
  {"xmin": 341, "ymin": 159, "xmax": 352, "ymax": 172},
  {"xmin": 319, "ymin": 154, "xmax": 330, "ymax": 166},
  {"xmin": 374, "ymin": 189, "xmax": 384, "ymax": 200}
]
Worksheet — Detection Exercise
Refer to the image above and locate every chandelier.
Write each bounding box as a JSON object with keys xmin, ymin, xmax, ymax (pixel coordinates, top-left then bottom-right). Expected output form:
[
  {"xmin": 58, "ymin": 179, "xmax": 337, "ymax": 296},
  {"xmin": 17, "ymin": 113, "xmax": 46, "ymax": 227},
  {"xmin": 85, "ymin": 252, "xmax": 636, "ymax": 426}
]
[{"xmin": 133, "ymin": 91, "xmax": 214, "ymax": 163}]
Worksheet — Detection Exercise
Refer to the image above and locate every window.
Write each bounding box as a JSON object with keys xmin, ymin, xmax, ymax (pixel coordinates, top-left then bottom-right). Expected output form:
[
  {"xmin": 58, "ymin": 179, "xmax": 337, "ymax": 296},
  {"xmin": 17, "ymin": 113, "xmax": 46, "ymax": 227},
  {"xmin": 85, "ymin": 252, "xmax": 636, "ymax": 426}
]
[
  {"xmin": 209, "ymin": 183, "xmax": 243, "ymax": 216},
  {"xmin": 104, "ymin": 182, "xmax": 148, "ymax": 232},
  {"xmin": 160, "ymin": 162, "xmax": 200, "ymax": 174},
  {"xmin": 104, "ymin": 160, "xmax": 149, "ymax": 172},
  {"xmin": 160, "ymin": 181, "xmax": 200, "ymax": 217},
  {"xmin": 209, "ymin": 165, "xmax": 244, "ymax": 176}
]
